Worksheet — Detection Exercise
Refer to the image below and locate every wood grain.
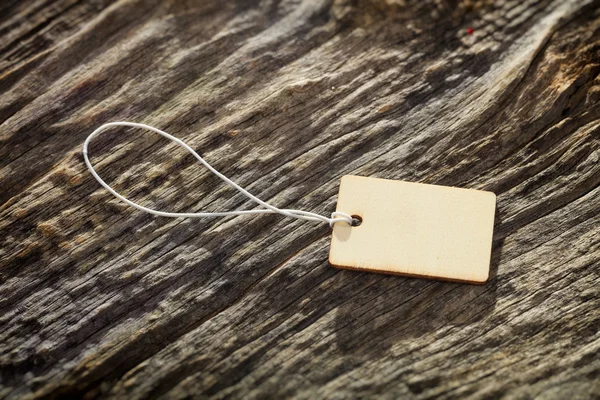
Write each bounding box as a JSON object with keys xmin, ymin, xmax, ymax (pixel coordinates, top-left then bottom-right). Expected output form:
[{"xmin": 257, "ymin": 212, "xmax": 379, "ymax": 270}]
[{"xmin": 1, "ymin": 0, "xmax": 599, "ymax": 399}]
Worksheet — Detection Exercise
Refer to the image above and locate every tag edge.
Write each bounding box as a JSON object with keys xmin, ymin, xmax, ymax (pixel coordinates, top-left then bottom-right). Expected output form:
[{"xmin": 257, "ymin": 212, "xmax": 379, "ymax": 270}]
[
  {"xmin": 341, "ymin": 174, "xmax": 497, "ymax": 198},
  {"xmin": 328, "ymin": 262, "xmax": 490, "ymax": 285}
]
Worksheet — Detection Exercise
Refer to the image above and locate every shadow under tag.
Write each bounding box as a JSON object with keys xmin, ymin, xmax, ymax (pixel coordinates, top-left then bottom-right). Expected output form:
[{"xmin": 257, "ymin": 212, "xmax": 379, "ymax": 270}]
[{"xmin": 329, "ymin": 175, "xmax": 496, "ymax": 284}]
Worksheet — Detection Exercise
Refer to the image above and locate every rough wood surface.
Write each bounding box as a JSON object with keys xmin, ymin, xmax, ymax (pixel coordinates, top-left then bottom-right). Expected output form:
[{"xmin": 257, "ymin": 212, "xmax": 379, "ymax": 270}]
[{"xmin": 1, "ymin": 0, "xmax": 599, "ymax": 398}]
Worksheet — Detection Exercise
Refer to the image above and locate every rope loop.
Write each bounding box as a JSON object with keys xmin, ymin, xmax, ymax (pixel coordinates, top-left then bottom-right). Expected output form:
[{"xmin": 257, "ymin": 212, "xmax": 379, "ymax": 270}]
[{"xmin": 83, "ymin": 122, "xmax": 353, "ymax": 228}]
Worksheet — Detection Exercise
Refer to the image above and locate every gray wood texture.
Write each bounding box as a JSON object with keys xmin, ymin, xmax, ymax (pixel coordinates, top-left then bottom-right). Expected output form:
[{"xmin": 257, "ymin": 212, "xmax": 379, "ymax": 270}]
[{"xmin": 1, "ymin": 0, "xmax": 599, "ymax": 398}]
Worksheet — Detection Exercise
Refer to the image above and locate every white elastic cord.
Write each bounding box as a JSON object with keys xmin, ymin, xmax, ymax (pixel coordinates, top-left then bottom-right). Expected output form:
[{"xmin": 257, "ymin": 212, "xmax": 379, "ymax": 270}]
[{"xmin": 83, "ymin": 122, "xmax": 353, "ymax": 228}]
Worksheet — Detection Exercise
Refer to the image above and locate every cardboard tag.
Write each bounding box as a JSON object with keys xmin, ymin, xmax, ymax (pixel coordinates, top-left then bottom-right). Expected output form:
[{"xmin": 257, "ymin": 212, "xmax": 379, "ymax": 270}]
[{"xmin": 329, "ymin": 175, "xmax": 496, "ymax": 283}]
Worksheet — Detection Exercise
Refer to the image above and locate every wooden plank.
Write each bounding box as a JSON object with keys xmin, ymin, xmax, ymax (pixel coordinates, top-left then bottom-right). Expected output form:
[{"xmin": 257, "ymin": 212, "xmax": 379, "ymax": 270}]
[{"xmin": 1, "ymin": 0, "xmax": 599, "ymax": 399}]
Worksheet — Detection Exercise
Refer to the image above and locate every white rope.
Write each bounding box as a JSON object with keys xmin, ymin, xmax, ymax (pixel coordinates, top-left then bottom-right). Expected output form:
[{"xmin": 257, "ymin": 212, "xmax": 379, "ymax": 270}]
[{"xmin": 83, "ymin": 122, "xmax": 353, "ymax": 228}]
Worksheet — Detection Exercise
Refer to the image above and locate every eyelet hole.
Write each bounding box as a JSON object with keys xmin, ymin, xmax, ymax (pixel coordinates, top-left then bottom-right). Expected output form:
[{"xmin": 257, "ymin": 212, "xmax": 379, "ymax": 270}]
[{"xmin": 351, "ymin": 215, "xmax": 363, "ymax": 227}]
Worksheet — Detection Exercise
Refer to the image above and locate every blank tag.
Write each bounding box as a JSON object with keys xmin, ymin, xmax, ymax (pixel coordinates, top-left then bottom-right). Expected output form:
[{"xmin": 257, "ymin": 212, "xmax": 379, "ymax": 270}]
[{"xmin": 329, "ymin": 175, "xmax": 496, "ymax": 283}]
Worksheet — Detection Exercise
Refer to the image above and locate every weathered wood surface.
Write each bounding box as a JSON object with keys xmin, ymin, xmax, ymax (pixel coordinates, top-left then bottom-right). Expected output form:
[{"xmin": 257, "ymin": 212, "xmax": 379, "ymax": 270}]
[{"xmin": 1, "ymin": 0, "xmax": 599, "ymax": 398}]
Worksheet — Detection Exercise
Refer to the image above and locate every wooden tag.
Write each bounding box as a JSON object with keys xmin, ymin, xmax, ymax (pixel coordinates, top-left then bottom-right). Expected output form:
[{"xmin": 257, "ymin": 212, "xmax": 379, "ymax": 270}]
[{"xmin": 329, "ymin": 175, "xmax": 496, "ymax": 284}]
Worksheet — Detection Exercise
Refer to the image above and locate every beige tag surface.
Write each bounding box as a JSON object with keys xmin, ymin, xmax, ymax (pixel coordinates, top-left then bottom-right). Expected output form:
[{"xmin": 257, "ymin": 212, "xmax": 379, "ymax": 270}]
[{"xmin": 329, "ymin": 175, "xmax": 496, "ymax": 283}]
